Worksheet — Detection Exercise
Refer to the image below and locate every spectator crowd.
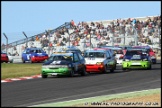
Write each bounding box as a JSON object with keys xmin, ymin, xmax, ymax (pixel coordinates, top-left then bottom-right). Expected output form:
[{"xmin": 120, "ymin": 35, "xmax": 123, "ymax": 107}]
[{"xmin": 1, "ymin": 15, "xmax": 161, "ymax": 55}]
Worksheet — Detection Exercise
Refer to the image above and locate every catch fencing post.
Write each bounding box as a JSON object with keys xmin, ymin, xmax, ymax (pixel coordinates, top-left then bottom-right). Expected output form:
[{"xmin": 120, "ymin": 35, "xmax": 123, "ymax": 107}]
[
  {"xmin": 45, "ymin": 30, "xmax": 50, "ymax": 55},
  {"xmin": 3, "ymin": 33, "xmax": 8, "ymax": 53},
  {"xmin": 22, "ymin": 31, "xmax": 28, "ymax": 48}
]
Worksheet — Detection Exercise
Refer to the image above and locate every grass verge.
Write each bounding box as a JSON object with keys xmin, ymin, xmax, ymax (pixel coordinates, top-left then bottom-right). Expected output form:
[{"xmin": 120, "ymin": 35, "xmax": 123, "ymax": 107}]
[{"xmin": 1, "ymin": 63, "xmax": 42, "ymax": 80}]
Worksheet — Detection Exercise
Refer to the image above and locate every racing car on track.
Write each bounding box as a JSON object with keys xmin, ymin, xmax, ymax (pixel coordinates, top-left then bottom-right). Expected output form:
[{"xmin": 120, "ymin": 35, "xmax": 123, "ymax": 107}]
[
  {"xmin": 1, "ymin": 51, "xmax": 9, "ymax": 63},
  {"xmin": 65, "ymin": 46, "xmax": 82, "ymax": 54},
  {"xmin": 93, "ymin": 47, "xmax": 117, "ymax": 69},
  {"xmin": 132, "ymin": 46, "xmax": 157, "ymax": 64},
  {"xmin": 122, "ymin": 49, "xmax": 152, "ymax": 70},
  {"xmin": 41, "ymin": 52, "xmax": 86, "ymax": 78},
  {"xmin": 108, "ymin": 47, "xmax": 124, "ymax": 65},
  {"xmin": 22, "ymin": 47, "xmax": 48, "ymax": 63},
  {"xmin": 84, "ymin": 49, "xmax": 116, "ymax": 73}
]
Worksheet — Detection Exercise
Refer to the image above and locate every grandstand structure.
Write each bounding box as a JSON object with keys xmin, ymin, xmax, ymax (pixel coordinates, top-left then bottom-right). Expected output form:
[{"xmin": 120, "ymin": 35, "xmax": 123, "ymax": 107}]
[{"xmin": 1, "ymin": 15, "xmax": 161, "ymax": 57}]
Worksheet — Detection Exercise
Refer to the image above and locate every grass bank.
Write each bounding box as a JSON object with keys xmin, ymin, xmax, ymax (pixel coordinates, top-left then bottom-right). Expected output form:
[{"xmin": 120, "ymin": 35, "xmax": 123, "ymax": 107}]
[{"xmin": 1, "ymin": 63, "xmax": 42, "ymax": 80}]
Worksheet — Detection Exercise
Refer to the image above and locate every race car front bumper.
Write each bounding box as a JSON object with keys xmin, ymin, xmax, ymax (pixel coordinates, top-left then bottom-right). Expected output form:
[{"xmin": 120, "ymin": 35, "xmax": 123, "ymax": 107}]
[
  {"xmin": 1, "ymin": 57, "xmax": 9, "ymax": 62},
  {"xmin": 31, "ymin": 56, "xmax": 48, "ymax": 62},
  {"xmin": 122, "ymin": 61, "xmax": 151, "ymax": 69},
  {"xmin": 86, "ymin": 64, "xmax": 105, "ymax": 72},
  {"xmin": 42, "ymin": 67, "xmax": 71, "ymax": 76}
]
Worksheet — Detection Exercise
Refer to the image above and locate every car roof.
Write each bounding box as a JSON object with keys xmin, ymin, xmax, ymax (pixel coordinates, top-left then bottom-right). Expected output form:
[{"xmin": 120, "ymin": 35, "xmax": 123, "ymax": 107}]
[
  {"xmin": 127, "ymin": 49, "xmax": 143, "ymax": 51},
  {"xmin": 85, "ymin": 49, "xmax": 106, "ymax": 53},
  {"xmin": 133, "ymin": 46, "xmax": 150, "ymax": 48},
  {"xmin": 110, "ymin": 47, "xmax": 122, "ymax": 50},
  {"xmin": 51, "ymin": 52, "xmax": 73, "ymax": 56},
  {"xmin": 99, "ymin": 46, "xmax": 114, "ymax": 48}
]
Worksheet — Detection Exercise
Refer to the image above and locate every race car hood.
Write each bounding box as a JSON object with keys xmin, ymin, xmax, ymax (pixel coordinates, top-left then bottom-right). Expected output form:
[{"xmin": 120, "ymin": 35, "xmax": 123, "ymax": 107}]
[
  {"xmin": 84, "ymin": 57, "xmax": 105, "ymax": 64},
  {"xmin": 43, "ymin": 60, "xmax": 71, "ymax": 65}
]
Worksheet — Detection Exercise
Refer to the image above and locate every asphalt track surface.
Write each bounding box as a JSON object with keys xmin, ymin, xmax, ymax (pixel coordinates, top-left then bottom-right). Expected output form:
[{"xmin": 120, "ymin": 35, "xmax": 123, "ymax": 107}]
[{"xmin": 1, "ymin": 60, "xmax": 161, "ymax": 107}]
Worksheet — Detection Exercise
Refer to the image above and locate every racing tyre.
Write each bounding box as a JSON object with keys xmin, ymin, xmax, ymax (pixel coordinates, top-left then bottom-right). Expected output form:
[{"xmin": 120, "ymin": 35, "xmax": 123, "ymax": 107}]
[
  {"xmin": 153, "ymin": 60, "xmax": 156, "ymax": 64},
  {"xmin": 69, "ymin": 69, "xmax": 74, "ymax": 77},
  {"xmin": 10, "ymin": 60, "xmax": 13, "ymax": 63},
  {"xmin": 80, "ymin": 67, "xmax": 86, "ymax": 76},
  {"xmin": 102, "ymin": 65, "xmax": 107, "ymax": 73},
  {"xmin": 42, "ymin": 74, "xmax": 47, "ymax": 78},
  {"xmin": 110, "ymin": 69, "xmax": 114, "ymax": 73},
  {"xmin": 29, "ymin": 58, "xmax": 33, "ymax": 63},
  {"xmin": 22, "ymin": 58, "xmax": 25, "ymax": 63},
  {"xmin": 147, "ymin": 65, "xmax": 152, "ymax": 70},
  {"xmin": 114, "ymin": 64, "xmax": 116, "ymax": 70},
  {"xmin": 122, "ymin": 67, "xmax": 126, "ymax": 71}
]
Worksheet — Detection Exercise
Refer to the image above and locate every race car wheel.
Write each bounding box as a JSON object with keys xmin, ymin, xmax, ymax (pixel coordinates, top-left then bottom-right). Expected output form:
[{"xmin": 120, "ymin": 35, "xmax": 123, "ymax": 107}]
[
  {"xmin": 114, "ymin": 64, "xmax": 116, "ymax": 70},
  {"xmin": 42, "ymin": 74, "xmax": 47, "ymax": 78},
  {"xmin": 69, "ymin": 69, "xmax": 74, "ymax": 77},
  {"xmin": 10, "ymin": 60, "xmax": 13, "ymax": 63},
  {"xmin": 80, "ymin": 67, "xmax": 86, "ymax": 76},
  {"xmin": 147, "ymin": 65, "xmax": 152, "ymax": 70},
  {"xmin": 152, "ymin": 60, "xmax": 156, "ymax": 64},
  {"xmin": 122, "ymin": 67, "xmax": 126, "ymax": 71},
  {"xmin": 110, "ymin": 69, "xmax": 114, "ymax": 73},
  {"xmin": 102, "ymin": 65, "xmax": 107, "ymax": 73},
  {"xmin": 22, "ymin": 58, "xmax": 25, "ymax": 63},
  {"xmin": 29, "ymin": 58, "xmax": 33, "ymax": 63}
]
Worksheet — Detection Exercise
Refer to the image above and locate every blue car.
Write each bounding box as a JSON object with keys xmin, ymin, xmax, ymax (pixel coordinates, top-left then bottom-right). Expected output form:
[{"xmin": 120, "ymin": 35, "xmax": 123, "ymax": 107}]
[
  {"xmin": 123, "ymin": 49, "xmax": 151, "ymax": 61},
  {"xmin": 65, "ymin": 46, "xmax": 82, "ymax": 54},
  {"xmin": 22, "ymin": 47, "xmax": 48, "ymax": 63},
  {"xmin": 132, "ymin": 46, "xmax": 157, "ymax": 64}
]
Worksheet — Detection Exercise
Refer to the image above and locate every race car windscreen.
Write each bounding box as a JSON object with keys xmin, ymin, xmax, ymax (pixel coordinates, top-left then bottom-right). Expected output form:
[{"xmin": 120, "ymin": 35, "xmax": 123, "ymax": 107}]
[
  {"xmin": 30, "ymin": 48, "xmax": 45, "ymax": 53},
  {"xmin": 125, "ymin": 50, "xmax": 142, "ymax": 56},
  {"xmin": 84, "ymin": 52, "xmax": 105, "ymax": 58},
  {"xmin": 113, "ymin": 50, "xmax": 123, "ymax": 54},
  {"xmin": 131, "ymin": 55, "xmax": 142, "ymax": 60},
  {"xmin": 48, "ymin": 54, "xmax": 73, "ymax": 61}
]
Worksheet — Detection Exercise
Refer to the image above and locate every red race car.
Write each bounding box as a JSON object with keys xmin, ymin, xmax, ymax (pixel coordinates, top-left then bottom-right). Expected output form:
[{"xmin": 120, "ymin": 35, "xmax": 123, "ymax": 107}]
[{"xmin": 1, "ymin": 51, "xmax": 9, "ymax": 63}]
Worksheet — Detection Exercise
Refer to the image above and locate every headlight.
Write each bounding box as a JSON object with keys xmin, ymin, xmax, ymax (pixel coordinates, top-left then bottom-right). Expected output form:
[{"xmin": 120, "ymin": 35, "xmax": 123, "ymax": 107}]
[
  {"xmin": 143, "ymin": 58, "xmax": 148, "ymax": 61},
  {"xmin": 96, "ymin": 62, "xmax": 104, "ymax": 65},
  {"xmin": 125, "ymin": 59, "xmax": 129, "ymax": 61}
]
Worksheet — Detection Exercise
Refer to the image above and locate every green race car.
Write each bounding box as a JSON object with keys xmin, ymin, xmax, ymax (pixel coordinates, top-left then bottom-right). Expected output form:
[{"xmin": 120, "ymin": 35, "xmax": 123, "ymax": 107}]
[
  {"xmin": 122, "ymin": 49, "xmax": 152, "ymax": 70},
  {"xmin": 41, "ymin": 52, "xmax": 86, "ymax": 78}
]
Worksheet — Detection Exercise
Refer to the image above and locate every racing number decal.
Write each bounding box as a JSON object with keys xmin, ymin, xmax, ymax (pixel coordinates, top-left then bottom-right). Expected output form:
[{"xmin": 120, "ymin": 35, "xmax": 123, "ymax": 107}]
[
  {"xmin": 51, "ymin": 61, "xmax": 61, "ymax": 65},
  {"xmin": 27, "ymin": 54, "xmax": 30, "ymax": 60}
]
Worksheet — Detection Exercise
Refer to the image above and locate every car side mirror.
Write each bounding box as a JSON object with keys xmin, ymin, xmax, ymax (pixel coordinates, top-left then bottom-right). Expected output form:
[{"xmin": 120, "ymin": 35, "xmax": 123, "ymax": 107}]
[
  {"xmin": 107, "ymin": 57, "xmax": 111, "ymax": 59},
  {"xmin": 74, "ymin": 60, "xmax": 79, "ymax": 63}
]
